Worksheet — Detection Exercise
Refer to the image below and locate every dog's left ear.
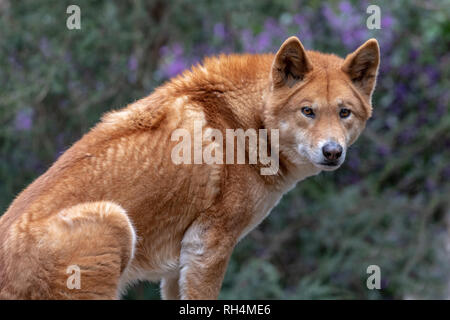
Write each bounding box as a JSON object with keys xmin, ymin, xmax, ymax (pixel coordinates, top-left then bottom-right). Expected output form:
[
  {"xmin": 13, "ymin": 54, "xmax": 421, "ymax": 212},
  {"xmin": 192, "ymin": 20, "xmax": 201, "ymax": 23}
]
[
  {"xmin": 272, "ymin": 36, "xmax": 313, "ymax": 88},
  {"xmin": 342, "ymin": 39, "xmax": 380, "ymax": 101}
]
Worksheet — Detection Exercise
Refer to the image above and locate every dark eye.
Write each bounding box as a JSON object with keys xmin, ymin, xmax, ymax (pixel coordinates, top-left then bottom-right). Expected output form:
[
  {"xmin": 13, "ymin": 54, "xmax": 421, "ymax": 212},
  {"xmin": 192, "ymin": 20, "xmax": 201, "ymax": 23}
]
[
  {"xmin": 301, "ymin": 107, "xmax": 315, "ymax": 118},
  {"xmin": 339, "ymin": 108, "xmax": 351, "ymax": 118}
]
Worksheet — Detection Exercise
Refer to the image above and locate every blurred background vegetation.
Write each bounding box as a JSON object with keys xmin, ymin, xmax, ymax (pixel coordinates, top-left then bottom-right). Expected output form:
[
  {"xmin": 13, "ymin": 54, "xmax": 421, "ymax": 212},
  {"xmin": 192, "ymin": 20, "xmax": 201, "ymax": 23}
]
[{"xmin": 0, "ymin": 0, "xmax": 449, "ymax": 299}]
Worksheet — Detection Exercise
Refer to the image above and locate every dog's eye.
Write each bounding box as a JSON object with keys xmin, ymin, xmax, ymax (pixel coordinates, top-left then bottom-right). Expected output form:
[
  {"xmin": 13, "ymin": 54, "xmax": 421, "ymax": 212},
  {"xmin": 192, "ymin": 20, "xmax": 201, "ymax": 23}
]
[
  {"xmin": 301, "ymin": 107, "xmax": 315, "ymax": 118},
  {"xmin": 339, "ymin": 108, "xmax": 351, "ymax": 118}
]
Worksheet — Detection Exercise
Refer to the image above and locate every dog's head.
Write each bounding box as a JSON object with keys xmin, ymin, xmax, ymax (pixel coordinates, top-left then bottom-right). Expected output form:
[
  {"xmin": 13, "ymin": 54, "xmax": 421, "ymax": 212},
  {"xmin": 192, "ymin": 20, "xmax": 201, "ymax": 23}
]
[{"xmin": 264, "ymin": 36, "xmax": 380, "ymax": 171}]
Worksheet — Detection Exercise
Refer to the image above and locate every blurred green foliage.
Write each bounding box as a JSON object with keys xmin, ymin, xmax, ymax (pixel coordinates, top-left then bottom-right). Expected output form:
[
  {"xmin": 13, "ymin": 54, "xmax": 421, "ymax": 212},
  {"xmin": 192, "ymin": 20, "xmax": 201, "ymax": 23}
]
[{"xmin": 0, "ymin": 0, "xmax": 449, "ymax": 299}]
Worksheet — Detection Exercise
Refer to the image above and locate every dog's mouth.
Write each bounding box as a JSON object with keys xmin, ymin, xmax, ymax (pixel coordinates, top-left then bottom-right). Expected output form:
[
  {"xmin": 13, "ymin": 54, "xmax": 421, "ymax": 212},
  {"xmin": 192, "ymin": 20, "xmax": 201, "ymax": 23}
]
[
  {"xmin": 315, "ymin": 160, "xmax": 342, "ymax": 171},
  {"xmin": 321, "ymin": 160, "xmax": 338, "ymax": 166}
]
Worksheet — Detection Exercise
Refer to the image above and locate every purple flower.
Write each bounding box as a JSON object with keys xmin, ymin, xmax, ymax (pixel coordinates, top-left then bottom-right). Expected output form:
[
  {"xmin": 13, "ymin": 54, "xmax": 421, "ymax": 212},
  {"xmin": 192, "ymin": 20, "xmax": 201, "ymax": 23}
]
[
  {"xmin": 409, "ymin": 49, "xmax": 420, "ymax": 61},
  {"xmin": 322, "ymin": 6, "xmax": 341, "ymax": 28},
  {"xmin": 382, "ymin": 15, "xmax": 394, "ymax": 29},
  {"xmin": 59, "ymin": 99, "xmax": 69, "ymax": 109},
  {"xmin": 64, "ymin": 51, "xmax": 72, "ymax": 64},
  {"xmin": 172, "ymin": 43, "xmax": 184, "ymax": 56},
  {"xmin": 376, "ymin": 145, "xmax": 391, "ymax": 157},
  {"xmin": 159, "ymin": 45, "xmax": 170, "ymax": 56},
  {"xmin": 347, "ymin": 155, "xmax": 361, "ymax": 170},
  {"xmin": 39, "ymin": 37, "xmax": 51, "ymax": 58},
  {"xmin": 293, "ymin": 14, "xmax": 304, "ymax": 26},
  {"xmin": 437, "ymin": 93, "xmax": 449, "ymax": 117},
  {"xmin": 14, "ymin": 108, "xmax": 33, "ymax": 131},
  {"xmin": 263, "ymin": 18, "xmax": 285, "ymax": 38},
  {"xmin": 436, "ymin": 102, "xmax": 446, "ymax": 117},
  {"xmin": 255, "ymin": 32, "xmax": 272, "ymax": 52},
  {"xmin": 395, "ymin": 84, "xmax": 408, "ymax": 103},
  {"xmin": 54, "ymin": 133, "xmax": 66, "ymax": 159},
  {"xmin": 339, "ymin": 1, "xmax": 353, "ymax": 15},
  {"xmin": 240, "ymin": 29, "xmax": 254, "ymax": 53},
  {"xmin": 8, "ymin": 55, "xmax": 22, "ymax": 70},
  {"xmin": 425, "ymin": 179, "xmax": 437, "ymax": 193},
  {"xmin": 214, "ymin": 23, "xmax": 226, "ymax": 40},
  {"xmin": 128, "ymin": 55, "xmax": 138, "ymax": 72},
  {"xmin": 398, "ymin": 65, "xmax": 411, "ymax": 77},
  {"xmin": 398, "ymin": 128, "xmax": 416, "ymax": 144},
  {"xmin": 165, "ymin": 60, "xmax": 186, "ymax": 78},
  {"xmin": 158, "ymin": 43, "xmax": 189, "ymax": 78},
  {"xmin": 425, "ymin": 66, "xmax": 439, "ymax": 85},
  {"xmin": 443, "ymin": 165, "xmax": 450, "ymax": 180},
  {"xmin": 160, "ymin": 43, "xmax": 183, "ymax": 57}
]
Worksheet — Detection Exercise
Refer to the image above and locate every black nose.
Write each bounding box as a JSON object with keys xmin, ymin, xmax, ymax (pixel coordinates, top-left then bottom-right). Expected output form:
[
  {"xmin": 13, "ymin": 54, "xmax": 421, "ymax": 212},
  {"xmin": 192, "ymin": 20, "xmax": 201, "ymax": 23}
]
[{"xmin": 322, "ymin": 142, "xmax": 343, "ymax": 161}]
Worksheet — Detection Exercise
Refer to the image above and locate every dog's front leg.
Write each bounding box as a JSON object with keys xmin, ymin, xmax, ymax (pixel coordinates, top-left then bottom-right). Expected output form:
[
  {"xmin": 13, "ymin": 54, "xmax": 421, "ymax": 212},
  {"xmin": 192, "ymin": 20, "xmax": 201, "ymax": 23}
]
[
  {"xmin": 178, "ymin": 222, "xmax": 236, "ymax": 300},
  {"xmin": 160, "ymin": 272, "xmax": 180, "ymax": 300}
]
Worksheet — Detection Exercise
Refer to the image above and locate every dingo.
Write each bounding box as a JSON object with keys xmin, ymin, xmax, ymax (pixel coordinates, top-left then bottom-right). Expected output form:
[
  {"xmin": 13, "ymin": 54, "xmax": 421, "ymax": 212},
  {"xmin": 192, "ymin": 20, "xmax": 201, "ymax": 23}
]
[{"xmin": 0, "ymin": 36, "xmax": 379, "ymax": 299}]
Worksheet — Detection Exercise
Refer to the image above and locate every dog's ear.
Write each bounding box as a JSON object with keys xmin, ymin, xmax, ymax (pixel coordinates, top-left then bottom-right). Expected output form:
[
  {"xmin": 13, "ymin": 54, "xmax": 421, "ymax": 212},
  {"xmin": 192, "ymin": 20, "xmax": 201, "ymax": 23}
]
[
  {"xmin": 271, "ymin": 36, "xmax": 313, "ymax": 88},
  {"xmin": 342, "ymin": 39, "xmax": 380, "ymax": 101}
]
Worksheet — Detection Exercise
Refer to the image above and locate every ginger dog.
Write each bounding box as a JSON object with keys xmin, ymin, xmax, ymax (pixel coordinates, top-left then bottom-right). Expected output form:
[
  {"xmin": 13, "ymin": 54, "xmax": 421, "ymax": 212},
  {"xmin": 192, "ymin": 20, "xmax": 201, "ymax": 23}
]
[{"xmin": 0, "ymin": 36, "xmax": 380, "ymax": 299}]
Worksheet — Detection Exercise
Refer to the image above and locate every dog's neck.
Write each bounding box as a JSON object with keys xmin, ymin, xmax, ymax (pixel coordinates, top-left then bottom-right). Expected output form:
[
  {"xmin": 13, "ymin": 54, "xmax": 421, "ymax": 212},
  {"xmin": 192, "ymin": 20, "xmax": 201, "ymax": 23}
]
[
  {"xmin": 168, "ymin": 54, "xmax": 321, "ymax": 191},
  {"xmin": 212, "ymin": 64, "xmax": 321, "ymax": 191}
]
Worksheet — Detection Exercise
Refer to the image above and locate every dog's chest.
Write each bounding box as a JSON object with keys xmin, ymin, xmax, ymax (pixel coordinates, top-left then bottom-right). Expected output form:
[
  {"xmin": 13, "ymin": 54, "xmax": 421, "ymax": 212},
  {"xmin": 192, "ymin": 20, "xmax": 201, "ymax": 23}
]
[
  {"xmin": 237, "ymin": 188, "xmax": 286, "ymax": 241},
  {"xmin": 237, "ymin": 171, "xmax": 312, "ymax": 241}
]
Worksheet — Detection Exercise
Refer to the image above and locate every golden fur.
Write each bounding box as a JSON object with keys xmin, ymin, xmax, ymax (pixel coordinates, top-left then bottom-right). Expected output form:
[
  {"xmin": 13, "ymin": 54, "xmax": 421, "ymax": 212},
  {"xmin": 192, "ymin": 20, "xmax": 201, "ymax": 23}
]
[{"xmin": 0, "ymin": 37, "xmax": 380, "ymax": 299}]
